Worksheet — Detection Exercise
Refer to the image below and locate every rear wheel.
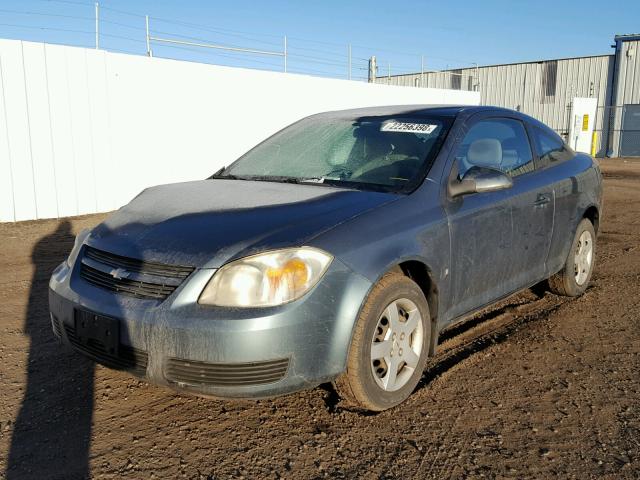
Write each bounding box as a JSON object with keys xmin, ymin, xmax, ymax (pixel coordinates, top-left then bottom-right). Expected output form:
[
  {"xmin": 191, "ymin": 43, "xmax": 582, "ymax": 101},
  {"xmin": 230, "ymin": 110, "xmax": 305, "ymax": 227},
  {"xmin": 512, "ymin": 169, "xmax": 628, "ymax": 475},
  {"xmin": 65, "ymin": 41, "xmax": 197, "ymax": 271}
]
[
  {"xmin": 548, "ymin": 218, "xmax": 596, "ymax": 296},
  {"xmin": 334, "ymin": 272, "xmax": 430, "ymax": 411}
]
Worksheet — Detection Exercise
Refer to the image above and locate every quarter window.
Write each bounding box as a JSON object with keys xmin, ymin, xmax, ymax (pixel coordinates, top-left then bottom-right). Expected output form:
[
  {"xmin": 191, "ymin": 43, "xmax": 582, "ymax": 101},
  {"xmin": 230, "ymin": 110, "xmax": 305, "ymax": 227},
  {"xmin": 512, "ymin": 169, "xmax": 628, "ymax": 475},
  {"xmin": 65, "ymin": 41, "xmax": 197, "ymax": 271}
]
[
  {"xmin": 532, "ymin": 126, "xmax": 574, "ymax": 164},
  {"xmin": 455, "ymin": 118, "xmax": 534, "ymax": 178}
]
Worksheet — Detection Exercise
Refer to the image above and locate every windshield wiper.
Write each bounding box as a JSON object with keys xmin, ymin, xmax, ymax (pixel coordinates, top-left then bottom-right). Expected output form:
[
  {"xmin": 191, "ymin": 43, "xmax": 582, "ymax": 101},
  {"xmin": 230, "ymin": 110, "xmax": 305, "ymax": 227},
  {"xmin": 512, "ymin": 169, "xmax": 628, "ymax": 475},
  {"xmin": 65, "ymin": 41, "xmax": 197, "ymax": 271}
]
[
  {"xmin": 256, "ymin": 176, "xmax": 336, "ymax": 185},
  {"xmin": 211, "ymin": 174, "xmax": 242, "ymax": 180},
  {"xmin": 212, "ymin": 174, "xmax": 323, "ymax": 184},
  {"xmin": 208, "ymin": 174, "xmax": 382, "ymax": 191},
  {"xmin": 297, "ymin": 177, "xmax": 326, "ymax": 183},
  {"xmin": 208, "ymin": 166, "xmax": 226, "ymax": 179}
]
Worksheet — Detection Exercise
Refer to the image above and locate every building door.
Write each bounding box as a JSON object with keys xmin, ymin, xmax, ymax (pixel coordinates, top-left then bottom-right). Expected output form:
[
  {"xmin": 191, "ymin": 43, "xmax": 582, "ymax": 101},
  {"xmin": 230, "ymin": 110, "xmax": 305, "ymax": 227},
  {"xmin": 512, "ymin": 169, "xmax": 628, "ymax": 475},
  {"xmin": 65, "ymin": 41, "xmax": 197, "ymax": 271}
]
[
  {"xmin": 569, "ymin": 97, "xmax": 597, "ymax": 154},
  {"xmin": 620, "ymin": 104, "xmax": 640, "ymax": 157}
]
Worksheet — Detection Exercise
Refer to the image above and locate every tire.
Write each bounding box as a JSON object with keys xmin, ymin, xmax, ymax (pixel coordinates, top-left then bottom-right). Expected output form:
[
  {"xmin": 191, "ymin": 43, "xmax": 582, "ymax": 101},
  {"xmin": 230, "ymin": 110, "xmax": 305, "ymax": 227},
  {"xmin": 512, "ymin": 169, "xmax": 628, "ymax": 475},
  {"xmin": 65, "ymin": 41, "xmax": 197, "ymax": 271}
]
[
  {"xmin": 548, "ymin": 218, "xmax": 596, "ymax": 297},
  {"xmin": 334, "ymin": 271, "xmax": 431, "ymax": 411}
]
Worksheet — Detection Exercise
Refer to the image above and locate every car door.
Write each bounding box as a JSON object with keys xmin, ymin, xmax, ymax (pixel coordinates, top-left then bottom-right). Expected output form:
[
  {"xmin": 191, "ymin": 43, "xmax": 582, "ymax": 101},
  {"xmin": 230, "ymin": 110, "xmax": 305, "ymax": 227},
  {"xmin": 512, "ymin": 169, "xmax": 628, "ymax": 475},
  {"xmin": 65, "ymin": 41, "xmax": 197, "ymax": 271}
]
[
  {"xmin": 442, "ymin": 114, "xmax": 553, "ymax": 322},
  {"xmin": 506, "ymin": 120, "xmax": 555, "ymax": 290},
  {"xmin": 527, "ymin": 124, "xmax": 577, "ymax": 274}
]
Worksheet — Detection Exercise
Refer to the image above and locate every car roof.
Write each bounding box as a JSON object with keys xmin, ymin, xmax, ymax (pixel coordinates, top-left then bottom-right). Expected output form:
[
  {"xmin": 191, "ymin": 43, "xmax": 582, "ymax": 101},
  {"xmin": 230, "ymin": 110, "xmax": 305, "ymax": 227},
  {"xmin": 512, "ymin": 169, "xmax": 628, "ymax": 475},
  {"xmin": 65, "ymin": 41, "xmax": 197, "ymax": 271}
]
[{"xmin": 310, "ymin": 104, "xmax": 518, "ymax": 119}]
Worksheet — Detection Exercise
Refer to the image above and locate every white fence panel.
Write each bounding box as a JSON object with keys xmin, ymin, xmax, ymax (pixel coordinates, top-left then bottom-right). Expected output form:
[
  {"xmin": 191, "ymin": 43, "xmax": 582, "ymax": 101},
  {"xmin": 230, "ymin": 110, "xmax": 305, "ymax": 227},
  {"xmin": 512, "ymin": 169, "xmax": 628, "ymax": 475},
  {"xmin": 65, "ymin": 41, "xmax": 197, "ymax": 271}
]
[
  {"xmin": 23, "ymin": 42, "xmax": 59, "ymax": 220},
  {"xmin": 86, "ymin": 49, "xmax": 114, "ymax": 213},
  {"xmin": 66, "ymin": 47, "xmax": 98, "ymax": 216},
  {"xmin": 2, "ymin": 41, "xmax": 37, "ymax": 221},
  {"xmin": 0, "ymin": 57, "xmax": 15, "ymax": 222},
  {"xmin": 45, "ymin": 43, "xmax": 78, "ymax": 218},
  {"xmin": 0, "ymin": 38, "xmax": 480, "ymax": 222}
]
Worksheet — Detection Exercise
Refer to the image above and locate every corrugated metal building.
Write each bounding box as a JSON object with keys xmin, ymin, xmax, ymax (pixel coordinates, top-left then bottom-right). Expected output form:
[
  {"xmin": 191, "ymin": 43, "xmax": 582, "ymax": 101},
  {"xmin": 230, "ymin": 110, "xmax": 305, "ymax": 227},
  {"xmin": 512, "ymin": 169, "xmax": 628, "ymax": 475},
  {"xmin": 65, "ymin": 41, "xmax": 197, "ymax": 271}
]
[
  {"xmin": 376, "ymin": 34, "xmax": 640, "ymax": 157},
  {"xmin": 609, "ymin": 34, "xmax": 640, "ymax": 156}
]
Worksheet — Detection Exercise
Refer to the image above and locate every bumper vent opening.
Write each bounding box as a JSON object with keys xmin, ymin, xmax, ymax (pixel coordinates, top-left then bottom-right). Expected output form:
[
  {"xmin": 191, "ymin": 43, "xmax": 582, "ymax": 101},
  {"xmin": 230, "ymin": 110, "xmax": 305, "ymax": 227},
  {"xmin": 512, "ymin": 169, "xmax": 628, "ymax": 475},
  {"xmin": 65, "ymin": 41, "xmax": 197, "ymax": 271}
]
[
  {"xmin": 64, "ymin": 324, "xmax": 148, "ymax": 377},
  {"xmin": 165, "ymin": 357, "xmax": 289, "ymax": 387},
  {"xmin": 79, "ymin": 246, "xmax": 194, "ymax": 301},
  {"xmin": 51, "ymin": 314, "xmax": 62, "ymax": 338}
]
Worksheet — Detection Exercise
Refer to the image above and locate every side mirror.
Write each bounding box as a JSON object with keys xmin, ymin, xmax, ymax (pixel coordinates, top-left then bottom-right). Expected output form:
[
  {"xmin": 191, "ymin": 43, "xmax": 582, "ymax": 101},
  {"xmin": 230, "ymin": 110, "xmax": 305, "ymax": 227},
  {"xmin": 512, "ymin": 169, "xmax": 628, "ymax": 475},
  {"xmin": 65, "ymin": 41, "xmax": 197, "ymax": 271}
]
[{"xmin": 448, "ymin": 164, "xmax": 513, "ymax": 198}]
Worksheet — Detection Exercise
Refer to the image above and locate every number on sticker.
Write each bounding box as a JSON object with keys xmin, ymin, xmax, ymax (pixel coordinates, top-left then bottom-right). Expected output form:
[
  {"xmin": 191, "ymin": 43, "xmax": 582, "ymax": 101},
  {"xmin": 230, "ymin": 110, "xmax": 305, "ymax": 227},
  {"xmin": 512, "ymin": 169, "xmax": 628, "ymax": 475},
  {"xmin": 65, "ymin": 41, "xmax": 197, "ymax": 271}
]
[{"xmin": 381, "ymin": 122, "xmax": 438, "ymax": 134}]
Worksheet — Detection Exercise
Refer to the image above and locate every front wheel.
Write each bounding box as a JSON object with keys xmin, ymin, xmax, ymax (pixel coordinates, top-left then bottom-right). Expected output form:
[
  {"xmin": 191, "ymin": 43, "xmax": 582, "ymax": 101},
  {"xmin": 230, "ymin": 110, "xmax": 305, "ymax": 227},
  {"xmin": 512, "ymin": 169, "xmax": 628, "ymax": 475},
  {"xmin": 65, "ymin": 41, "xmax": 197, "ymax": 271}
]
[
  {"xmin": 548, "ymin": 218, "xmax": 596, "ymax": 296},
  {"xmin": 334, "ymin": 272, "xmax": 430, "ymax": 411}
]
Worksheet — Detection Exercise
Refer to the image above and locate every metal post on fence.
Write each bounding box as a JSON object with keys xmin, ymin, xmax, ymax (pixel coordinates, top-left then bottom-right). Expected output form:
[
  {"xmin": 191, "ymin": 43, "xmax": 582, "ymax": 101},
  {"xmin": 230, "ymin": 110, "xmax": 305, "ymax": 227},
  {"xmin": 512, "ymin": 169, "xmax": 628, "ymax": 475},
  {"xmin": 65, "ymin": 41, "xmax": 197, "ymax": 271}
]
[
  {"xmin": 421, "ymin": 55, "xmax": 425, "ymax": 87},
  {"xmin": 368, "ymin": 56, "xmax": 377, "ymax": 83},
  {"xmin": 283, "ymin": 36, "xmax": 287, "ymax": 73},
  {"xmin": 348, "ymin": 44, "xmax": 352, "ymax": 80},
  {"xmin": 145, "ymin": 15, "xmax": 152, "ymax": 57},
  {"xmin": 94, "ymin": 2, "xmax": 99, "ymax": 49}
]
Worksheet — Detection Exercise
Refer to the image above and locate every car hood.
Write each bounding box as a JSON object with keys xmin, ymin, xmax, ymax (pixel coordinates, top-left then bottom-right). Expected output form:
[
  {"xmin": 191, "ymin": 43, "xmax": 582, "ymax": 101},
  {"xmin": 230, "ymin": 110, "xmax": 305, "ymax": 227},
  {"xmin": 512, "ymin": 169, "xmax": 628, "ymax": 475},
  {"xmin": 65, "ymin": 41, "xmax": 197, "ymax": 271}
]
[{"xmin": 87, "ymin": 179, "xmax": 398, "ymax": 268}]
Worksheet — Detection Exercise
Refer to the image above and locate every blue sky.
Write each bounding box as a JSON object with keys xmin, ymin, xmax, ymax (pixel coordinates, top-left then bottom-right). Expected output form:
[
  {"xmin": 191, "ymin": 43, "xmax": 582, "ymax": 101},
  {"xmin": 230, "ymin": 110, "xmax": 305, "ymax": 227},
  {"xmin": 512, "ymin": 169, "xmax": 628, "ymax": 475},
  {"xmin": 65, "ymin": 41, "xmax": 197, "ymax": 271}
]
[{"xmin": 1, "ymin": 0, "xmax": 638, "ymax": 79}]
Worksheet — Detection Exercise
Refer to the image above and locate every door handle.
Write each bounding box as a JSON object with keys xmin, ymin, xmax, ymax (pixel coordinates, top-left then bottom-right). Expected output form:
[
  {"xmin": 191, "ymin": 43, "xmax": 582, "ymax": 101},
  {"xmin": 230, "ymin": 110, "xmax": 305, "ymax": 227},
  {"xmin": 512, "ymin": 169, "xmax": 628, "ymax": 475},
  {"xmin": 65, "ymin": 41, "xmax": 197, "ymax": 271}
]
[{"xmin": 533, "ymin": 193, "xmax": 551, "ymax": 207}]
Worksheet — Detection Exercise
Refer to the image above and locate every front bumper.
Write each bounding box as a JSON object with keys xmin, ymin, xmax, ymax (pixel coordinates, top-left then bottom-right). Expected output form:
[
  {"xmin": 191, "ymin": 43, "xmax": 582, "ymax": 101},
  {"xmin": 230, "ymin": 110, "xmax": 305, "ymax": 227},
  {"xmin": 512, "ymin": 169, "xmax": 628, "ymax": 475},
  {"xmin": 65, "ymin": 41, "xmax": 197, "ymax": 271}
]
[{"xmin": 49, "ymin": 257, "xmax": 371, "ymax": 398}]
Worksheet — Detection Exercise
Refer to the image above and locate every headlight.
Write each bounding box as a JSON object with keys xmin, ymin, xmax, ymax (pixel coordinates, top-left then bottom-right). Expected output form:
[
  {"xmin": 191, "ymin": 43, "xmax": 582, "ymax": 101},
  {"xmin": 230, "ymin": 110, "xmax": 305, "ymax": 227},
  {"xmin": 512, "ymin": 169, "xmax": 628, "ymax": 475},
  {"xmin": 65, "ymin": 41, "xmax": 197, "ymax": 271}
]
[
  {"xmin": 66, "ymin": 228, "xmax": 90, "ymax": 267},
  {"xmin": 198, "ymin": 247, "xmax": 333, "ymax": 307}
]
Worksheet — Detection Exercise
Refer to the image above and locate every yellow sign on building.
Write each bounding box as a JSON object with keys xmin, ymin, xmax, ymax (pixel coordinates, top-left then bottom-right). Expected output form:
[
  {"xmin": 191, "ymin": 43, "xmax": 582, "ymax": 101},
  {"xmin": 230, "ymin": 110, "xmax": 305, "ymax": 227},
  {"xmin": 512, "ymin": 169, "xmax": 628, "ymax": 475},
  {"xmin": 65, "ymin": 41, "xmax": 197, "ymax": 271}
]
[{"xmin": 582, "ymin": 114, "xmax": 589, "ymax": 131}]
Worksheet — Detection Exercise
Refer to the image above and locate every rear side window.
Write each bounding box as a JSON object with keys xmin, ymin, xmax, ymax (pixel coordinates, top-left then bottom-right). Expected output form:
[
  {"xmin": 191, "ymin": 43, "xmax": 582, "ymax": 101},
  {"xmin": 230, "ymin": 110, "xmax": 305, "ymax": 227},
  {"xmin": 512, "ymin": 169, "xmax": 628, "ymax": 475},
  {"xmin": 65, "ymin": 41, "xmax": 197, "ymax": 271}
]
[
  {"xmin": 456, "ymin": 118, "xmax": 534, "ymax": 178},
  {"xmin": 532, "ymin": 126, "xmax": 574, "ymax": 164}
]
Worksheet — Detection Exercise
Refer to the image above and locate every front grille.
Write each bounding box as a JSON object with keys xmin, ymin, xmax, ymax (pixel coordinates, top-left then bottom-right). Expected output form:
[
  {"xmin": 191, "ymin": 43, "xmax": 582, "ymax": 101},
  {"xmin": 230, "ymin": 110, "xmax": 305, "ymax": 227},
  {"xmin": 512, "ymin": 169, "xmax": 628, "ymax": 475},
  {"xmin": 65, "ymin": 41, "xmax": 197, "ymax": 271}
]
[
  {"xmin": 64, "ymin": 324, "xmax": 148, "ymax": 376},
  {"xmin": 80, "ymin": 263, "xmax": 176, "ymax": 299},
  {"xmin": 165, "ymin": 357, "xmax": 289, "ymax": 387},
  {"xmin": 84, "ymin": 246, "xmax": 194, "ymax": 278},
  {"xmin": 80, "ymin": 246, "xmax": 194, "ymax": 301}
]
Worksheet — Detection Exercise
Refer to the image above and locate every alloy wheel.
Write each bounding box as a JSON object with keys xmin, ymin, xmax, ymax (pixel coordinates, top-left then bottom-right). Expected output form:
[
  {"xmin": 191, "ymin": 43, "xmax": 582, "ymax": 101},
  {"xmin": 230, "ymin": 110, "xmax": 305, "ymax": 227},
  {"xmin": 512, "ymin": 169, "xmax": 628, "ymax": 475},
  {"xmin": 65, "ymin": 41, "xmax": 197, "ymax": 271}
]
[
  {"xmin": 370, "ymin": 298, "xmax": 424, "ymax": 392},
  {"xmin": 574, "ymin": 230, "xmax": 593, "ymax": 285}
]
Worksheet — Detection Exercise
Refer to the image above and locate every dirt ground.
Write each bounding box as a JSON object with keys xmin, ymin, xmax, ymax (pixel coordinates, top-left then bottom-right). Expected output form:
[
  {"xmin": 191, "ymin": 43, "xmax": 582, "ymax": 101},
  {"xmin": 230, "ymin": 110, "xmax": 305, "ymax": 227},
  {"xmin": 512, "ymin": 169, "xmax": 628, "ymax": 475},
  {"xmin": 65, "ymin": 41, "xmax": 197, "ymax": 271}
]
[{"xmin": 0, "ymin": 158, "xmax": 639, "ymax": 480}]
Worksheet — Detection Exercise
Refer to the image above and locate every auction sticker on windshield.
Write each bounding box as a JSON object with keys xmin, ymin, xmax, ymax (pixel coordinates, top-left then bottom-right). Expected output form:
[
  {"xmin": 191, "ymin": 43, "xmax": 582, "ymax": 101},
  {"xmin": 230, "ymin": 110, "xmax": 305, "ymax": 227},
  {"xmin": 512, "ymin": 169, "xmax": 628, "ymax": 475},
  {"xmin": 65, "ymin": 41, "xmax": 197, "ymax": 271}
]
[{"xmin": 381, "ymin": 121, "xmax": 438, "ymax": 134}]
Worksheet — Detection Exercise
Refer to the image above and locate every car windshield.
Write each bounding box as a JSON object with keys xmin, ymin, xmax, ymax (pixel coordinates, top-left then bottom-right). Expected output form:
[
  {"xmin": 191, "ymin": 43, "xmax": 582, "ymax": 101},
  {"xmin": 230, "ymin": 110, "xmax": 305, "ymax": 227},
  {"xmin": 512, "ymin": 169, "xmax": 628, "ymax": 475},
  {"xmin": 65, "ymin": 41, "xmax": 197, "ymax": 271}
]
[{"xmin": 215, "ymin": 113, "xmax": 453, "ymax": 192}]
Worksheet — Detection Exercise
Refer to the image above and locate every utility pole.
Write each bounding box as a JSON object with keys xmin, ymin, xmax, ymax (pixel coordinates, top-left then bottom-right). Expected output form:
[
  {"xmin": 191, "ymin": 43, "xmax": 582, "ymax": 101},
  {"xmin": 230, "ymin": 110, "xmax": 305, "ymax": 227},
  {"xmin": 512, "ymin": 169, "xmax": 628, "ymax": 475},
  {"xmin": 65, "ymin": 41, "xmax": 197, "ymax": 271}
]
[
  {"xmin": 145, "ymin": 15, "xmax": 152, "ymax": 57},
  {"xmin": 421, "ymin": 55, "xmax": 425, "ymax": 87},
  {"xmin": 368, "ymin": 56, "xmax": 377, "ymax": 83},
  {"xmin": 283, "ymin": 36, "xmax": 287, "ymax": 72},
  {"xmin": 95, "ymin": 2, "xmax": 99, "ymax": 49}
]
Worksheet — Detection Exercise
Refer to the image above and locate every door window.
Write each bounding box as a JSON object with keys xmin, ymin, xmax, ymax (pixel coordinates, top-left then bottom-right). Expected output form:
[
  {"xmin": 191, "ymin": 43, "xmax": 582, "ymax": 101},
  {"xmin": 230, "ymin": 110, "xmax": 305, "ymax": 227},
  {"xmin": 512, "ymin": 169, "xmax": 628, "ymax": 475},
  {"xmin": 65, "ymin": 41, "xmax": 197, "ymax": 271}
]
[{"xmin": 456, "ymin": 118, "xmax": 534, "ymax": 177}]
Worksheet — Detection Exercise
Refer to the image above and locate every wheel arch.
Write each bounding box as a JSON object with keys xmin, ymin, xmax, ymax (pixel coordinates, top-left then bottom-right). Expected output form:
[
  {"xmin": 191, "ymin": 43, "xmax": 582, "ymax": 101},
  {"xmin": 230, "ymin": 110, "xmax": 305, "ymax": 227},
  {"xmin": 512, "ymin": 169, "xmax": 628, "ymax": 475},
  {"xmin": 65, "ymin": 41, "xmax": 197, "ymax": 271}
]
[
  {"xmin": 390, "ymin": 258, "xmax": 440, "ymax": 356},
  {"xmin": 583, "ymin": 205, "xmax": 600, "ymax": 233},
  {"xmin": 396, "ymin": 260, "xmax": 439, "ymax": 324}
]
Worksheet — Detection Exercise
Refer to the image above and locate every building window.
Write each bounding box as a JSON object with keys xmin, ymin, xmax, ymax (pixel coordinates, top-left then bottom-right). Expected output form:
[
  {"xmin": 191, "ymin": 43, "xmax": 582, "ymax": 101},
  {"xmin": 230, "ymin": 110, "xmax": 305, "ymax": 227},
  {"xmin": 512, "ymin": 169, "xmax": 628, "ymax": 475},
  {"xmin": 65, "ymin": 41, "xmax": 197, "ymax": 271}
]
[
  {"xmin": 541, "ymin": 60, "xmax": 558, "ymax": 103},
  {"xmin": 450, "ymin": 69, "xmax": 462, "ymax": 90}
]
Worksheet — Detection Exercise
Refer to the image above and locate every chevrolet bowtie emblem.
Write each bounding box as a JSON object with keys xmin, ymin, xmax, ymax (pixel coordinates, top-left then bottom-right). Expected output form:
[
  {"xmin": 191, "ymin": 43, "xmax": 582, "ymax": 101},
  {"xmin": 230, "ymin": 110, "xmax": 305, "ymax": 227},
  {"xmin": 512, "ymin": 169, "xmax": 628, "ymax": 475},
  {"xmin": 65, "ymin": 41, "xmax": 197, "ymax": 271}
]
[{"xmin": 110, "ymin": 267, "xmax": 129, "ymax": 280}]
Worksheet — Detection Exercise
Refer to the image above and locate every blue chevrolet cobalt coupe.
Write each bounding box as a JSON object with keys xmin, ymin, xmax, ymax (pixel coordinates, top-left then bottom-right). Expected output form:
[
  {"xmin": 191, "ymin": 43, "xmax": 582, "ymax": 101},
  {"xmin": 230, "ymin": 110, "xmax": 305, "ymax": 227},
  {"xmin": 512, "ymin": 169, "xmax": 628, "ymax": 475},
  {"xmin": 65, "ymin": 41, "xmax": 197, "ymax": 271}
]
[{"xmin": 49, "ymin": 106, "xmax": 602, "ymax": 410}]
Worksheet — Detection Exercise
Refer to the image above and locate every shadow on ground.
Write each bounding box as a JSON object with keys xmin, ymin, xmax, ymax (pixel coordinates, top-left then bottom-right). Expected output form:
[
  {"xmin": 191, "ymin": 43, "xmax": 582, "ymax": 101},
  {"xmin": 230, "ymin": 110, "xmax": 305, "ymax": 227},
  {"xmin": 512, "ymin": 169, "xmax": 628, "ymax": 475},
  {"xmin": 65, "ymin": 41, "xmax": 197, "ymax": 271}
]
[{"xmin": 6, "ymin": 222, "xmax": 95, "ymax": 479}]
